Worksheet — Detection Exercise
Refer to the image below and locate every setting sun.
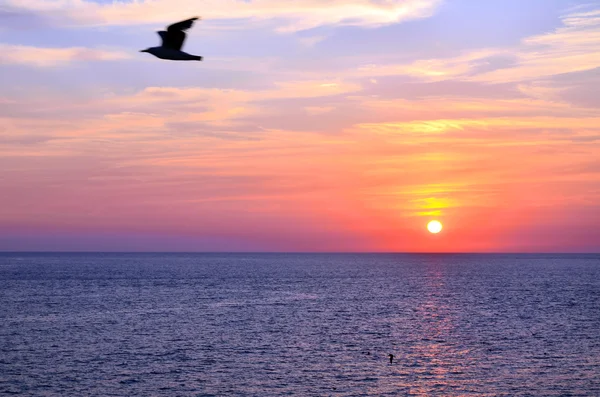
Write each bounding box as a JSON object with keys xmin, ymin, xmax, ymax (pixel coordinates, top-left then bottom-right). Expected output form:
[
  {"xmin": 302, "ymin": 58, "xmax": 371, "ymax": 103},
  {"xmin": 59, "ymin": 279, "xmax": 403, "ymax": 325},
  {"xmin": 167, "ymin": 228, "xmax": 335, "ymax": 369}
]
[{"xmin": 427, "ymin": 220, "xmax": 443, "ymax": 234}]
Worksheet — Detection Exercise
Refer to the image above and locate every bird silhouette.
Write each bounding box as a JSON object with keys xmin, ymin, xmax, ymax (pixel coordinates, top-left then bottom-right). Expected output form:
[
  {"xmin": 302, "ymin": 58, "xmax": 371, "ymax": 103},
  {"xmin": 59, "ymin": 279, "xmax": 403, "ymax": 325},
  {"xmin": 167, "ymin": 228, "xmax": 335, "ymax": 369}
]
[{"xmin": 140, "ymin": 17, "xmax": 202, "ymax": 61}]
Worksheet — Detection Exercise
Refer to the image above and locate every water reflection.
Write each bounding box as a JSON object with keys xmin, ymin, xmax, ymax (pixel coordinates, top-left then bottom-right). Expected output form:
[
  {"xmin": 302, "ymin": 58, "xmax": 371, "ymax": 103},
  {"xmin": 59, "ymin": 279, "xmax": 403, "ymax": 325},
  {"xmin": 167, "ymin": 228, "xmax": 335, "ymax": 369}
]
[{"xmin": 391, "ymin": 256, "xmax": 472, "ymax": 395}]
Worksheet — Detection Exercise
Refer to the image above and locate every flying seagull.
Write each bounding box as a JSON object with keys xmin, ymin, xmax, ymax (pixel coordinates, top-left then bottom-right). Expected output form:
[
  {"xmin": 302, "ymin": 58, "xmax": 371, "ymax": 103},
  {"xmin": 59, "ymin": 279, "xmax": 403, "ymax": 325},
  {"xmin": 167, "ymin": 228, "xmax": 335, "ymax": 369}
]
[{"xmin": 141, "ymin": 17, "xmax": 202, "ymax": 61}]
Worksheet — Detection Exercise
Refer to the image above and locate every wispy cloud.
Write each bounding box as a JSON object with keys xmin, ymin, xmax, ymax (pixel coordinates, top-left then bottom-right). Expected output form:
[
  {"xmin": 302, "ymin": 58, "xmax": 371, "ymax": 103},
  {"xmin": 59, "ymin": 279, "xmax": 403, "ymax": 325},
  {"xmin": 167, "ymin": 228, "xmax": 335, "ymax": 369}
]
[
  {"xmin": 4, "ymin": 0, "xmax": 443, "ymax": 32},
  {"xmin": 352, "ymin": 49, "xmax": 506, "ymax": 82},
  {"xmin": 0, "ymin": 44, "xmax": 130, "ymax": 67},
  {"xmin": 471, "ymin": 8, "xmax": 600, "ymax": 83},
  {"xmin": 297, "ymin": 35, "xmax": 327, "ymax": 48},
  {"xmin": 340, "ymin": 7, "xmax": 600, "ymax": 85}
]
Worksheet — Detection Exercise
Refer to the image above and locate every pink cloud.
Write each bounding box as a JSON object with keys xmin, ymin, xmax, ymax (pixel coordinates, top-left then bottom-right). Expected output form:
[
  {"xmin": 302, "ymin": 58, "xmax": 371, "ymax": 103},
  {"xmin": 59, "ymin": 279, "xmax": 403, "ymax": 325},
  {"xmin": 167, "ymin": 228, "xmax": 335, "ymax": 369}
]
[
  {"xmin": 5, "ymin": 0, "xmax": 443, "ymax": 32},
  {"xmin": 0, "ymin": 44, "xmax": 130, "ymax": 67}
]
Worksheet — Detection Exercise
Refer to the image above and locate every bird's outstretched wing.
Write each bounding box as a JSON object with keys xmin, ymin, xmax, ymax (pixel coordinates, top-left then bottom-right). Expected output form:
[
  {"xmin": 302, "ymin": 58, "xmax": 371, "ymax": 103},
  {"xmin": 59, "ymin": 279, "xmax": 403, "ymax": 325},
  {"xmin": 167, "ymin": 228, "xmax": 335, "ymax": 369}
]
[
  {"xmin": 168, "ymin": 17, "xmax": 200, "ymax": 32},
  {"xmin": 158, "ymin": 17, "xmax": 200, "ymax": 51}
]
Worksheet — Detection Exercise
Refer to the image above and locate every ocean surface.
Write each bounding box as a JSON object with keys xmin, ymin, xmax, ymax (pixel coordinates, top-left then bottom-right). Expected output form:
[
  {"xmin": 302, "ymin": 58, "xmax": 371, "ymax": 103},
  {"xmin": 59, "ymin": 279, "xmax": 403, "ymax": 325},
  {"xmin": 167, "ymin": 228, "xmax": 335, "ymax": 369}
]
[{"xmin": 1, "ymin": 253, "xmax": 599, "ymax": 396}]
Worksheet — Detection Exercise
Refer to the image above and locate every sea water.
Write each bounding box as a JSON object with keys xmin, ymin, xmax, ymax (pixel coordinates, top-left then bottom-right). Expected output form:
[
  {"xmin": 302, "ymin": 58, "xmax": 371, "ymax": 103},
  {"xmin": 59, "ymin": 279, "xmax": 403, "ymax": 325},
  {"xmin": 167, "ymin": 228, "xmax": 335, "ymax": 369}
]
[{"xmin": 1, "ymin": 253, "xmax": 599, "ymax": 396}]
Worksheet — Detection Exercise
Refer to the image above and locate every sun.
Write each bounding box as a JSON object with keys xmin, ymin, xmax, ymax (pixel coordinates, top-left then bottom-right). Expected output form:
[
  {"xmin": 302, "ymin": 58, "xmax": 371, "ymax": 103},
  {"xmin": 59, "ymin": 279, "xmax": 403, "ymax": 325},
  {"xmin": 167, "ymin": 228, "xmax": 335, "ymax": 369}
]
[{"xmin": 427, "ymin": 220, "xmax": 443, "ymax": 234}]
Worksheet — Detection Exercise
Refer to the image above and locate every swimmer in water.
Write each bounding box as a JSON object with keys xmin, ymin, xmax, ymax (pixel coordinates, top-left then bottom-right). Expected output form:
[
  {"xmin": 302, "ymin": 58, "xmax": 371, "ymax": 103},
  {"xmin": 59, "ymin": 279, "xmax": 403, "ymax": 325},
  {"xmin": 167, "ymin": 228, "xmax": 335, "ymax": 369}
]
[{"xmin": 389, "ymin": 354, "xmax": 394, "ymax": 364}]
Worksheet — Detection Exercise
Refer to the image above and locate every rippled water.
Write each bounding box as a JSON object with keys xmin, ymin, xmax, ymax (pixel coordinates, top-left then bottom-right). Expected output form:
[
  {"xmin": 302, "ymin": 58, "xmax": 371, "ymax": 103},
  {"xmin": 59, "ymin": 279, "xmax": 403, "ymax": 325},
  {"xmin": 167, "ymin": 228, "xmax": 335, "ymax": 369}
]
[{"xmin": 1, "ymin": 253, "xmax": 599, "ymax": 396}]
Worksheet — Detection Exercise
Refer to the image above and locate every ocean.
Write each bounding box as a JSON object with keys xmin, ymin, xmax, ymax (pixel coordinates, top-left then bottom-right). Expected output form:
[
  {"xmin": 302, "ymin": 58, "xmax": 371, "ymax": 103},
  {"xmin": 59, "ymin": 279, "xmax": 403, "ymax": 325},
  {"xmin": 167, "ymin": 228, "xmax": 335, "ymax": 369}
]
[{"xmin": 1, "ymin": 253, "xmax": 599, "ymax": 396}]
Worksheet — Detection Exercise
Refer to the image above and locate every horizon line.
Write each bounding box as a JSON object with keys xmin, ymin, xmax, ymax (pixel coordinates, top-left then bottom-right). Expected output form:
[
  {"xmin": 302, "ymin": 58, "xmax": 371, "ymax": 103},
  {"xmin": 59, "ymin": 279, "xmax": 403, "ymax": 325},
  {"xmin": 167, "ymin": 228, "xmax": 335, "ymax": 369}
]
[{"xmin": 1, "ymin": 251, "xmax": 598, "ymax": 255}]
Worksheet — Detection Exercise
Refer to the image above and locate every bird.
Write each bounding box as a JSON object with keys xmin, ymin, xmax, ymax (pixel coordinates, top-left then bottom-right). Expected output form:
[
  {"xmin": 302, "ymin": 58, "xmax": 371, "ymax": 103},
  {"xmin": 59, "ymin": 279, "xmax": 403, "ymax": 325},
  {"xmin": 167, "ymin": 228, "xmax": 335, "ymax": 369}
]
[{"xmin": 140, "ymin": 17, "xmax": 203, "ymax": 61}]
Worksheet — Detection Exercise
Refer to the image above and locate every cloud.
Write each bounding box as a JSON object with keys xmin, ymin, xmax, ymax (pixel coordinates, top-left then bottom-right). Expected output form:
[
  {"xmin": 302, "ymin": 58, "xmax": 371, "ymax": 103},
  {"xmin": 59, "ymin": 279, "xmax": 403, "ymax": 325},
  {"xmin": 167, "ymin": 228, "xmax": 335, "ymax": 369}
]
[
  {"xmin": 0, "ymin": 44, "xmax": 130, "ymax": 67},
  {"xmin": 0, "ymin": 78, "xmax": 364, "ymax": 149},
  {"xmin": 304, "ymin": 106, "xmax": 335, "ymax": 116},
  {"xmin": 353, "ymin": 49, "xmax": 505, "ymax": 82},
  {"xmin": 3, "ymin": 0, "xmax": 443, "ymax": 32},
  {"xmin": 350, "ymin": 117, "xmax": 600, "ymax": 143},
  {"xmin": 2, "ymin": 81, "xmax": 599, "ymax": 252},
  {"xmin": 470, "ymin": 10, "xmax": 600, "ymax": 83},
  {"xmin": 340, "ymin": 7, "xmax": 600, "ymax": 85},
  {"xmin": 516, "ymin": 82, "xmax": 566, "ymax": 102},
  {"xmin": 297, "ymin": 35, "xmax": 327, "ymax": 48},
  {"xmin": 94, "ymin": 81, "xmax": 363, "ymax": 123}
]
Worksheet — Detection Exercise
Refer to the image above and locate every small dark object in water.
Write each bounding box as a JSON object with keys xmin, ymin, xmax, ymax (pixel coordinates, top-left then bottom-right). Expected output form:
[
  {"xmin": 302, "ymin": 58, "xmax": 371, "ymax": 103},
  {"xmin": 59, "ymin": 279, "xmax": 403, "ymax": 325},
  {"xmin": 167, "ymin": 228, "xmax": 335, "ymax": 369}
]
[{"xmin": 388, "ymin": 354, "xmax": 394, "ymax": 364}]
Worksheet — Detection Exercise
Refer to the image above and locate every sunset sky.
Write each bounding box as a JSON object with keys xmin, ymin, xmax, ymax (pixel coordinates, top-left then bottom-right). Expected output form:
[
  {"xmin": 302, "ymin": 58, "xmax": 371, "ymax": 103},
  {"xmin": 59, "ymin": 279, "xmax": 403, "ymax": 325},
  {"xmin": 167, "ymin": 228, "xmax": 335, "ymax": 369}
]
[{"xmin": 1, "ymin": 0, "xmax": 599, "ymax": 252}]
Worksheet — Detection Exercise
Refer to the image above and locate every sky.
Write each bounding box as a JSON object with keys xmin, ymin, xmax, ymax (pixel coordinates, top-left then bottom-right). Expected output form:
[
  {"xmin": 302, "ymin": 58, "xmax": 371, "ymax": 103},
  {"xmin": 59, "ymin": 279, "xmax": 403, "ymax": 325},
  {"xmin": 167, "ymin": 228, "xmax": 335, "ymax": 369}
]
[{"xmin": 0, "ymin": 0, "xmax": 599, "ymax": 252}]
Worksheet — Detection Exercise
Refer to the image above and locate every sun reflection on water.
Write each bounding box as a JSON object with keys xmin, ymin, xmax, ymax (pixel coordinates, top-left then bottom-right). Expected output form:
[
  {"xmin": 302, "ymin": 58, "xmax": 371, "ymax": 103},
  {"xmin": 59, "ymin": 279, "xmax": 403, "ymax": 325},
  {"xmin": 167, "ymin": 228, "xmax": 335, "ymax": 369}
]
[{"xmin": 388, "ymin": 258, "xmax": 475, "ymax": 395}]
